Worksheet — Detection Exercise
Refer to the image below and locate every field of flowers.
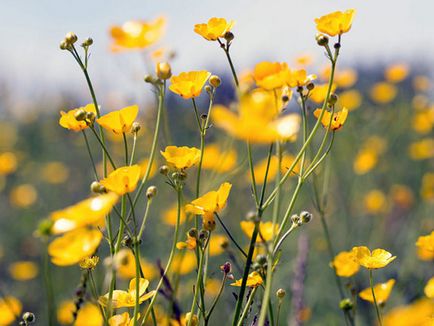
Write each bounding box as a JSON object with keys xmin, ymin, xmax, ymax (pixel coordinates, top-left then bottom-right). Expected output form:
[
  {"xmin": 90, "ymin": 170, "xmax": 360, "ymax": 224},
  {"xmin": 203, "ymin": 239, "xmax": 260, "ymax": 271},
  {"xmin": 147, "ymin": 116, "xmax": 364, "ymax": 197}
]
[{"xmin": 0, "ymin": 8, "xmax": 433, "ymax": 326}]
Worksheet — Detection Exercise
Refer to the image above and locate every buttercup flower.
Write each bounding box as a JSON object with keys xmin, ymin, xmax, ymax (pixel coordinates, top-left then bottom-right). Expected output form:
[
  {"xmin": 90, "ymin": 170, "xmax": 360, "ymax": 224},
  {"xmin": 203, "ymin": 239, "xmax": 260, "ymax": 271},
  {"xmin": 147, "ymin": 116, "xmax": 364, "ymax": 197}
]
[
  {"xmin": 209, "ymin": 234, "xmax": 228, "ymax": 256},
  {"xmin": 171, "ymin": 251, "xmax": 197, "ymax": 275},
  {"xmin": 385, "ymin": 64, "xmax": 409, "ymax": 83},
  {"xmin": 383, "ymin": 299, "xmax": 434, "ymax": 326},
  {"xmin": 8, "ymin": 261, "xmax": 39, "ymax": 281},
  {"xmin": 113, "ymin": 249, "xmax": 157, "ymax": 280},
  {"xmin": 0, "ymin": 296, "xmax": 22, "ymax": 325},
  {"xmin": 57, "ymin": 301, "xmax": 103, "ymax": 326},
  {"xmin": 79, "ymin": 255, "xmax": 99, "ymax": 270},
  {"xmin": 253, "ymin": 61, "xmax": 291, "ymax": 90},
  {"xmin": 240, "ymin": 221, "xmax": 279, "ymax": 242},
  {"xmin": 331, "ymin": 251, "xmax": 360, "ymax": 277},
  {"xmin": 309, "ymin": 83, "xmax": 337, "ymax": 103},
  {"xmin": 364, "ymin": 189, "xmax": 388, "ymax": 214},
  {"xmin": 314, "ymin": 107, "xmax": 348, "ymax": 131},
  {"xmin": 169, "ymin": 71, "xmax": 211, "ymax": 99},
  {"xmin": 359, "ymin": 279, "xmax": 395, "ymax": 304},
  {"xmin": 424, "ymin": 276, "xmax": 434, "ymax": 298},
  {"xmin": 110, "ymin": 17, "xmax": 166, "ymax": 51},
  {"xmin": 99, "ymin": 278, "xmax": 155, "ymax": 308},
  {"xmin": 352, "ymin": 246, "xmax": 396, "ymax": 269},
  {"xmin": 163, "ymin": 204, "xmax": 187, "ymax": 226},
  {"xmin": 96, "ymin": 105, "xmax": 139, "ymax": 134},
  {"xmin": 315, "ymin": 9, "xmax": 356, "ymax": 37},
  {"xmin": 250, "ymin": 154, "xmax": 300, "ymax": 185},
  {"xmin": 416, "ymin": 231, "xmax": 434, "ymax": 261},
  {"xmin": 50, "ymin": 192, "xmax": 119, "ymax": 234},
  {"xmin": 48, "ymin": 228, "xmax": 103, "ymax": 266},
  {"xmin": 99, "ymin": 165, "xmax": 141, "ymax": 195},
  {"xmin": 0, "ymin": 152, "xmax": 17, "ymax": 175},
  {"xmin": 370, "ymin": 82, "xmax": 397, "ymax": 104},
  {"xmin": 59, "ymin": 104, "xmax": 97, "ymax": 131},
  {"xmin": 176, "ymin": 231, "xmax": 197, "ymax": 250},
  {"xmin": 161, "ymin": 146, "xmax": 201, "ymax": 170},
  {"xmin": 231, "ymin": 271, "xmax": 263, "ymax": 288},
  {"xmin": 338, "ymin": 89, "xmax": 362, "ymax": 111},
  {"xmin": 185, "ymin": 182, "xmax": 232, "ymax": 231},
  {"xmin": 202, "ymin": 144, "xmax": 237, "ymax": 173},
  {"xmin": 194, "ymin": 17, "xmax": 235, "ymax": 41},
  {"xmin": 287, "ymin": 69, "xmax": 317, "ymax": 88},
  {"xmin": 109, "ymin": 312, "xmax": 135, "ymax": 326}
]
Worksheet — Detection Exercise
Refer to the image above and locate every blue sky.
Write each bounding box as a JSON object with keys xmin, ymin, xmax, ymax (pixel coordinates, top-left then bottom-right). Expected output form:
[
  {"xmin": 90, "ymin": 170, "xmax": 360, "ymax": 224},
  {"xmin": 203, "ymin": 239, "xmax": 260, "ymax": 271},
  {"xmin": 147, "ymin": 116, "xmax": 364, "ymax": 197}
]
[{"xmin": 0, "ymin": 0, "xmax": 433, "ymax": 103}]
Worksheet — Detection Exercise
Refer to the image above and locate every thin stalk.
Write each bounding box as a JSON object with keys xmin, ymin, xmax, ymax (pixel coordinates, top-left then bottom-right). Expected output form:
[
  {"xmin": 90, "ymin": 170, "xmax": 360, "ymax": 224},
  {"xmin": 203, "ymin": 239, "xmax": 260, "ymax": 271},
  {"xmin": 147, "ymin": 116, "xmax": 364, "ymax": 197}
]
[
  {"xmin": 217, "ymin": 40, "xmax": 239, "ymax": 87},
  {"xmin": 89, "ymin": 126, "xmax": 117, "ymax": 169},
  {"xmin": 205, "ymin": 273, "xmax": 228, "ymax": 324},
  {"xmin": 43, "ymin": 240, "xmax": 55, "ymax": 326},
  {"xmin": 215, "ymin": 212, "xmax": 247, "ymax": 258},
  {"xmin": 81, "ymin": 130, "xmax": 99, "ymax": 180},
  {"xmin": 370, "ymin": 270, "xmax": 383, "ymax": 326},
  {"xmin": 137, "ymin": 198, "xmax": 153, "ymax": 241},
  {"xmin": 130, "ymin": 132, "xmax": 137, "ymax": 165},
  {"xmin": 133, "ymin": 241, "xmax": 141, "ymax": 326},
  {"xmin": 247, "ymin": 142, "xmax": 259, "ymax": 207},
  {"xmin": 123, "ymin": 132, "xmax": 129, "ymax": 166},
  {"xmin": 89, "ymin": 272, "xmax": 108, "ymax": 325},
  {"xmin": 236, "ymin": 288, "xmax": 258, "ymax": 326}
]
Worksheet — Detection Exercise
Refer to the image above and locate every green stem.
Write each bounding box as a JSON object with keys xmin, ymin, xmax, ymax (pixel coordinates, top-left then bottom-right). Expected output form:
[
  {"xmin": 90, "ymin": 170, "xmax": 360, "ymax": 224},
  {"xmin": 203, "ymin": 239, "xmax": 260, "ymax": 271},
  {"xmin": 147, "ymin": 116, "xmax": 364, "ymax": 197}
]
[
  {"xmin": 130, "ymin": 133, "xmax": 137, "ymax": 165},
  {"xmin": 89, "ymin": 126, "xmax": 117, "ymax": 169},
  {"xmin": 81, "ymin": 130, "xmax": 99, "ymax": 180},
  {"xmin": 133, "ymin": 241, "xmax": 141, "ymax": 326},
  {"xmin": 215, "ymin": 212, "xmax": 247, "ymax": 258},
  {"xmin": 43, "ymin": 240, "xmax": 55, "ymax": 326},
  {"xmin": 236, "ymin": 287, "xmax": 257, "ymax": 326},
  {"xmin": 370, "ymin": 270, "xmax": 383, "ymax": 326},
  {"xmin": 123, "ymin": 132, "xmax": 129, "ymax": 166},
  {"xmin": 218, "ymin": 41, "xmax": 239, "ymax": 87},
  {"xmin": 247, "ymin": 142, "xmax": 259, "ymax": 207},
  {"xmin": 205, "ymin": 273, "xmax": 228, "ymax": 324}
]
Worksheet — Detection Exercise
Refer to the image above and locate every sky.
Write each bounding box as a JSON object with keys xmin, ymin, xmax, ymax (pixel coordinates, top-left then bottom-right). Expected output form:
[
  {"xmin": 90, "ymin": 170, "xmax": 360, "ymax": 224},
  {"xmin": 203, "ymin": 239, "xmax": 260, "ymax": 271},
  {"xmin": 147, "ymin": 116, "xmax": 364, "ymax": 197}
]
[{"xmin": 0, "ymin": 0, "xmax": 433, "ymax": 105}]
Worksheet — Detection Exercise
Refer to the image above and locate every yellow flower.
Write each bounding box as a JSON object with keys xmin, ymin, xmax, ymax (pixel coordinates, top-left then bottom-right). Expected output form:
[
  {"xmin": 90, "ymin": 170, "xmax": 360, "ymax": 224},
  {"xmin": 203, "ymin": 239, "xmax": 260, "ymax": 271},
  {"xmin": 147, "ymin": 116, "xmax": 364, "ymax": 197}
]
[
  {"xmin": 99, "ymin": 278, "xmax": 155, "ymax": 308},
  {"xmin": 50, "ymin": 192, "xmax": 119, "ymax": 234},
  {"xmin": 240, "ymin": 221, "xmax": 279, "ymax": 242},
  {"xmin": 425, "ymin": 277, "xmax": 434, "ymax": 299},
  {"xmin": 331, "ymin": 251, "xmax": 360, "ymax": 277},
  {"xmin": 209, "ymin": 234, "xmax": 228, "ymax": 256},
  {"xmin": 57, "ymin": 301, "xmax": 75, "ymax": 325},
  {"xmin": 390, "ymin": 184, "xmax": 414, "ymax": 209},
  {"xmin": 250, "ymin": 154, "xmax": 300, "ymax": 185},
  {"xmin": 110, "ymin": 17, "xmax": 166, "ymax": 51},
  {"xmin": 59, "ymin": 104, "xmax": 96, "ymax": 131},
  {"xmin": 359, "ymin": 279, "xmax": 395, "ymax": 305},
  {"xmin": 160, "ymin": 146, "xmax": 201, "ymax": 170},
  {"xmin": 364, "ymin": 190, "xmax": 388, "ymax": 214},
  {"xmin": 9, "ymin": 184, "xmax": 38, "ymax": 208},
  {"xmin": 370, "ymin": 82, "xmax": 397, "ymax": 104},
  {"xmin": 383, "ymin": 299, "xmax": 434, "ymax": 326},
  {"xmin": 315, "ymin": 9, "xmax": 356, "ymax": 37},
  {"xmin": 338, "ymin": 89, "xmax": 362, "ymax": 111},
  {"xmin": 8, "ymin": 261, "xmax": 38, "ymax": 281},
  {"xmin": 309, "ymin": 83, "xmax": 337, "ymax": 103},
  {"xmin": 194, "ymin": 17, "xmax": 234, "ymax": 41},
  {"xmin": 231, "ymin": 271, "xmax": 263, "ymax": 288},
  {"xmin": 75, "ymin": 303, "xmax": 104, "ymax": 326},
  {"xmin": 40, "ymin": 161, "xmax": 70, "ymax": 184},
  {"xmin": 163, "ymin": 204, "xmax": 187, "ymax": 226},
  {"xmin": 212, "ymin": 90, "xmax": 300, "ymax": 144},
  {"xmin": 171, "ymin": 251, "xmax": 197, "ymax": 275},
  {"xmin": 48, "ymin": 228, "xmax": 103, "ymax": 266},
  {"xmin": 253, "ymin": 62, "xmax": 291, "ymax": 90},
  {"xmin": 138, "ymin": 158, "xmax": 158, "ymax": 179},
  {"xmin": 409, "ymin": 138, "xmax": 434, "ymax": 160},
  {"xmin": 321, "ymin": 66, "xmax": 358, "ymax": 88},
  {"xmin": 0, "ymin": 296, "xmax": 22, "ymax": 326},
  {"xmin": 353, "ymin": 136, "xmax": 387, "ymax": 175},
  {"xmin": 202, "ymin": 144, "xmax": 237, "ymax": 173},
  {"xmin": 99, "ymin": 165, "xmax": 141, "ymax": 195},
  {"xmin": 412, "ymin": 109, "xmax": 434, "ymax": 134},
  {"xmin": 114, "ymin": 249, "xmax": 157, "ymax": 280},
  {"xmin": 176, "ymin": 232, "xmax": 197, "ymax": 250},
  {"xmin": 421, "ymin": 173, "xmax": 434, "ymax": 202},
  {"xmin": 109, "ymin": 312, "xmax": 135, "ymax": 326},
  {"xmin": 413, "ymin": 75, "xmax": 431, "ymax": 92},
  {"xmin": 96, "ymin": 105, "xmax": 139, "ymax": 134},
  {"xmin": 79, "ymin": 255, "xmax": 99, "ymax": 270},
  {"xmin": 352, "ymin": 246, "xmax": 396, "ymax": 270},
  {"xmin": 287, "ymin": 69, "xmax": 317, "ymax": 88},
  {"xmin": 0, "ymin": 152, "xmax": 17, "ymax": 175},
  {"xmin": 185, "ymin": 182, "xmax": 232, "ymax": 230},
  {"xmin": 416, "ymin": 231, "xmax": 434, "ymax": 261},
  {"xmin": 169, "ymin": 71, "xmax": 211, "ymax": 99},
  {"xmin": 313, "ymin": 108, "xmax": 348, "ymax": 131},
  {"xmin": 385, "ymin": 64, "xmax": 409, "ymax": 83}
]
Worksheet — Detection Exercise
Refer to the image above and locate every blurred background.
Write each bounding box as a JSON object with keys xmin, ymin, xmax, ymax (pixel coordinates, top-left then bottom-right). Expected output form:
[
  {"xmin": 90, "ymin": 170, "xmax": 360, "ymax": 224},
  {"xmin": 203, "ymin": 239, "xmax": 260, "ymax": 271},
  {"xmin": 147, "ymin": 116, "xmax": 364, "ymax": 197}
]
[{"xmin": 0, "ymin": 0, "xmax": 433, "ymax": 325}]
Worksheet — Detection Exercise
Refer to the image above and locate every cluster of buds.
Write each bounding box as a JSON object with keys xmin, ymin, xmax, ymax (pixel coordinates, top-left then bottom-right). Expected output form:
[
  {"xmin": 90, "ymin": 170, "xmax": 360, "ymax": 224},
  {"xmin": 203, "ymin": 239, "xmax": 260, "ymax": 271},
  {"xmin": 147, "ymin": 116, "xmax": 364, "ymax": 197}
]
[
  {"xmin": 74, "ymin": 108, "xmax": 96, "ymax": 126},
  {"xmin": 19, "ymin": 312, "xmax": 35, "ymax": 326},
  {"xmin": 291, "ymin": 210, "xmax": 313, "ymax": 226},
  {"xmin": 145, "ymin": 62, "xmax": 172, "ymax": 86},
  {"xmin": 90, "ymin": 181, "xmax": 106, "ymax": 194},
  {"xmin": 60, "ymin": 32, "xmax": 93, "ymax": 51}
]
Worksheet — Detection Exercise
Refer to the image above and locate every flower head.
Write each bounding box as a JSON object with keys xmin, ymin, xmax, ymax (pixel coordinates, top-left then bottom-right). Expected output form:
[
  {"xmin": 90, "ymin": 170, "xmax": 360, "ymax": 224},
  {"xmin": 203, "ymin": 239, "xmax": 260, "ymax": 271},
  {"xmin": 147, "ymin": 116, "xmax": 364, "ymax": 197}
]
[
  {"xmin": 331, "ymin": 251, "xmax": 360, "ymax": 277},
  {"xmin": 240, "ymin": 221, "xmax": 279, "ymax": 242},
  {"xmin": 176, "ymin": 231, "xmax": 197, "ymax": 250},
  {"xmin": 109, "ymin": 312, "xmax": 136, "ymax": 326},
  {"xmin": 110, "ymin": 17, "xmax": 166, "ymax": 51},
  {"xmin": 416, "ymin": 231, "xmax": 434, "ymax": 261},
  {"xmin": 202, "ymin": 144, "xmax": 237, "ymax": 173},
  {"xmin": 99, "ymin": 165, "xmax": 141, "ymax": 195},
  {"xmin": 50, "ymin": 192, "xmax": 119, "ymax": 234},
  {"xmin": 359, "ymin": 279, "xmax": 395, "ymax": 304},
  {"xmin": 315, "ymin": 9, "xmax": 356, "ymax": 37},
  {"xmin": 169, "ymin": 71, "xmax": 211, "ymax": 99},
  {"xmin": 352, "ymin": 246, "xmax": 396, "ymax": 269},
  {"xmin": 287, "ymin": 69, "xmax": 317, "ymax": 88},
  {"xmin": 0, "ymin": 296, "xmax": 22, "ymax": 326},
  {"xmin": 253, "ymin": 62, "xmax": 291, "ymax": 90},
  {"xmin": 194, "ymin": 17, "xmax": 234, "ymax": 41},
  {"xmin": 314, "ymin": 107, "xmax": 348, "ymax": 131},
  {"xmin": 231, "ymin": 271, "xmax": 263, "ymax": 288},
  {"xmin": 96, "ymin": 105, "xmax": 139, "ymax": 134},
  {"xmin": 8, "ymin": 261, "xmax": 39, "ymax": 281},
  {"xmin": 161, "ymin": 146, "xmax": 201, "ymax": 170},
  {"xmin": 79, "ymin": 255, "xmax": 99, "ymax": 270},
  {"xmin": 99, "ymin": 278, "xmax": 155, "ymax": 308},
  {"xmin": 59, "ymin": 104, "xmax": 96, "ymax": 131},
  {"xmin": 424, "ymin": 276, "xmax": 434, "ymax": 298}
]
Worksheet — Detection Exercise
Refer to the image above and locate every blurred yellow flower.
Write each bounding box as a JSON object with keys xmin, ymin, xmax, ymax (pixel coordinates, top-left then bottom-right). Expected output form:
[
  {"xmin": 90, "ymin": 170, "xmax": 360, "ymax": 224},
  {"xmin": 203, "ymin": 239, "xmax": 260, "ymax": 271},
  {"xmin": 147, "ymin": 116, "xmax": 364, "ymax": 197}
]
[
  {"xmin": 171, "ymin": 251, "xmax": 197, "ymax": 275},
  {"xmin": 390, "ymin": 184, "xmax": 414, "ymax": 209},
  {"xmin": 194, "ymin": 17, "xmax": 234, "ymax": 41},
  {"xmin": 250, "ymin": 154, "xmax": 301, "ymax": 185},
  {"xmin": 359, "ymin": 279, "xmax": 395, "ymax": 304},
  {"xmin": 370, "ymin": 82, "xmax": 397, "ymax": 104},
  {"xmin": 321, "ymin": 66, "xmax": 358, "ymax": 88},
  {"xmin": 79, "ymin": 255, "xmax": 99, "ymax": 270},
  {"xmin": 385, "ymin": 64, "xmax": 409, "ymax": 83},
  {"xmin": 0, "ymin": 123, "xmax": 18, "ymax": 149},
  {"xmin": 57, "ymin": 301, "xmax": 75, "ymax": 325},
  {"xmin": 8, "ymin": 261, "xmax": 38, "ymax": 281},
  {"xmin": 59, "ymin": 104, "xmax": 96, "ymax": 131},
  {"xmin": 315, "ymin": 9, "xmax": 356, "ymax": 37},
  {"xmin": 412, "ymin": 109, "xmax": 434, "ymax": 134},
  {"xmin": 169, "ymin": 71, "xmax": 211, "ymax": 99},
  {"xmin": 416, "ymin": 231, "xmax": 434, "ymax": 261},
  {"xmin": 138, "ymin": 158, "xmax": 158, "ymax": 179},
  {"xmin": 163, "ymin": 204, "xmax": 187, "ymax": 226},
  {"xmin": 294, "ymin": 54, "xmax": 314, "ymax": 67},
  {"xmin": 114, "ymin": 249, "xmax": 157, "ymax": 280},
  {"xmin": 421, "ymin": 173, "xmax": 434, "ymax": 202},
  {"xmin": 176, "ymin": 232, "xmax": 197, "ymax": 250},
  {"xmin": 409, "ymin": 138, "xmax": 434, "ymax": 160},
  {"xmin": 331, "ymin": 251, "xmax": 360, "ymax": 277},
  {"xmin": 231, "ymin": 271, "xmax": 263, "ymax": 288},
  {"xmin": 0, "ymin": 152, "xmax": 17, "ymax": 175},
  {"xmin": 309, "ymin": 83, "xmax": 336, "ymax": 103},
  {"xmin": 287, "ymin": 69, "xmax": 317, "ymax": 88},
  {"xmin": 0, "ymin": 296, "xmax": 22, "ymax": 326},
  {"xmin": 110, "ymin": 17, "xmax": 166, "ymax": 51},
  {"xmin": 109, "ymin": 312, "xmax": 135, "ymax": 326},
  {"xmin": 413, "ymin": 75, "xmax": 431, "ymax": 92},
  {"xmin": 383, "ymin": 299, "xmax": 434, "ymax": 326},
  {"xmin": 50, "ymin": 192, "xmax": 118, "ymax": 234},
  {"xmin": 209, "ymin": 234, "xmax": 228, "ymax": 256},
  {"xmin": 76, "ymin": 303, "xmax": 104, "ymax": 326},
  {"xmin": 364, "ymin": 189, "xmax": 388, "ymax": 214},
  {"xmin": 99, "ymin": 278, "xmax": 155, "ymax": 308},
  {"xmin": 161, "ymin": 146, "xmax": 201, "ymax": 170},
  {"xmin": 205, "ymin": 279, "xmax": 222, "ymax": 297},
  {"xmin": 185, "ymin": 182, "xmax": 232, "ymax": 231},
  {"xmin": 48, "ymin": 228, "xmax": 103, "ymax": 266},
  {"xmin": 202, "ymin": 144, "xmax": 237, "ymax": 173},
  {"xmin": 425, "ymin": 277, "xmax": 434, "ymax": 298},
  {"xmin": 96, "ymin": 105, "xmax": 139, "ymax": 134},
  {"xmin": 240, "ymin": 221, "xmax": 279, "ymax": 242},
  {"xmin": 313, "ymin": 107, "xmax": 348, "ymax": 131},
  {"xmin": 338, "ymin": 89, "xmax": 362, "ymax": 111},
  {"xmin": 253, "ymin": 62, "xmax": 291, "ymax": 90},
  {"xmin": 352, "ymin": 246, "xmax": 396, "ymax": 269},
  {"xmin": 10, "ymin": 184, "xmax": 38, "ymax": 208},
  {"xmin": 100, "ymin": 165, "xmax": 141, "ymax": 195},
  {"xmin": 40, "ymin": 161, "xmax": 70, "ymax": 184},
  {"xmin": 353, "ymin": 136, "xmax": 386, "ymax": 175}
]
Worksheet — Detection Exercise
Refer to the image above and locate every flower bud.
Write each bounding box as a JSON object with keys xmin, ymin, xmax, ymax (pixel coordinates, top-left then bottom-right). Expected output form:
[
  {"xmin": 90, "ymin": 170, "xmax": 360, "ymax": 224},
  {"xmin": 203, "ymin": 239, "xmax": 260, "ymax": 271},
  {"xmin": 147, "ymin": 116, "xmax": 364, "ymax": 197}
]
[
  {"xmin": 307, "ymin": 82, "xmax": 315, "ymax": 91},
  {"xmin": 224, "ymin": 31, "xmax": 234, "ymax": 42},
  {"xmin": 146, "ymin": 186, "xmax": 157, "ymax": 199},
  {"xmin": 328, "ymin": 93, "xmax": 338, "ymax": 106},
  {"xmin": 132, "ymin": 122, "xmax": 141, "ymax": 133},
  {"xmin": 90, "ymin": 181, "xmax": 106, "ymax": 194},
  {"xmin": 144, "ymin": 74, "xmax": 157, "ymax": 84},
  {"xmin": 276, "ymin": 288, "xmax": 286, "ymax": 299},
  {"xmin": 74, "ymin": 109, "xmax": 87, "ymax": 121},
  {"xmin": 255, "ymin": 254, "xmax": 267, "ymax": 265},
  {"xmin": 121, "ymin": 235, "xmax": 133, "ymax": 248},
  {"xmin": 209, "ymin": 75, "xmax": 221, "ymax": 88},
  {"xmin": 205, "ymin": 85, "xmax": 212, "ymax": 93},
  {"xmin": 156, "ymin": 62, "xmax": 172, "ymax": 80},
  {"xmin": 199, "ymin": 230, "xmax": 209, "ymax": 241},
  {"xmin": 188, "ymin": 228, "xmax": 198, "ymax": 238},
  {"xmin": 252, "ymin": 262, "xmax": 261, "ymax": 271},
  {"xmin": 291, "ymin": 214, "xmax": 302, "ymax": 226},
  {"xmin": 60, "ymin": 40, "xmax": 70, "ymax": 50},
  {"xmin": 81, "ymin": 37, "xmax": 93, "ymax": 47},
  {"xmin": 339, "ymin": 298, "xmax": 354, "ymax": 311},
  {"xmin": 220, "ymin": 262, "xmax": 232, "ymax": 274},
  {"xmin": 185, "ymin": 313, "xmax": 198, "ymax": 326},
  {"xmin": 172, "ymin": 170, "xmax": 187, "ymax": 181},
  {"xmin": 86, "ymin": 111, "xmax": 96, "ymax": 122},
  {"xmin": 315, "ymin": 33, "xmax": 329, "ymax": 46},
  {"xmin": 37, "ymin": 219, "xmax": 53, "ymax": 237},
  {"xmin": 300, "ymin": 211, "xmax": 313, "ymax": 224},
  {"xmin": 201, "ymin": 114, "xmax": 207, "ymax": 120},
  {"xmin": 65, "ymin": 32, "xmax": 78, "ymax": 44},
  {"xmin": 22, "ymin": 312, "xmax": 35, "ymax": 323},
  {"xmin": 246, "ymin": 211, "xmax": 258, "ymax": 221},
  {"xmin": 159, "ymin": 165, "xmax": 169, "ymax": 176},
  {"xmin": 220, "ymin": 238, "xmax": 229, "ymax": 249}
]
